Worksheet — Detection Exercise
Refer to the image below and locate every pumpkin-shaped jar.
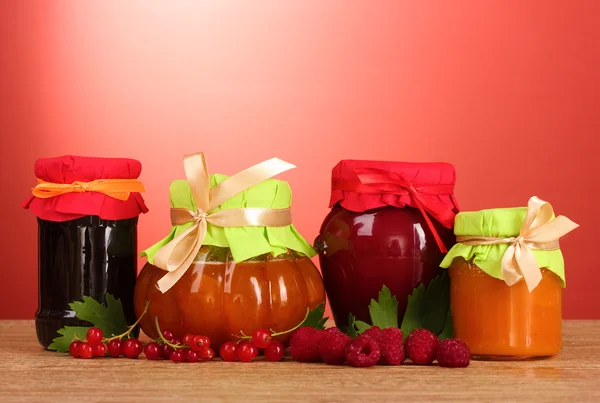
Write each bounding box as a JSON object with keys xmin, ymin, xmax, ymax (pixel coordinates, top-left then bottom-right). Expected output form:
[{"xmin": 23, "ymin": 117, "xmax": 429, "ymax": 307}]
[{"xmin": 134, "ymin": 157, "xmax": 325, "ymax": 347}]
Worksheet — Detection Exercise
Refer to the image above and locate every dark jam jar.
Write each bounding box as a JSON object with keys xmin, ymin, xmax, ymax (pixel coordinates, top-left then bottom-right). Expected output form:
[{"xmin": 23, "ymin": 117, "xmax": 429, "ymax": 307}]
[
  {"xmin": 22, "ymin": 156, "xmax": 148, "ymax": 348},
  {"xmin": 314, "ymin": 160, "xmax": 459, "ymax": 329}
]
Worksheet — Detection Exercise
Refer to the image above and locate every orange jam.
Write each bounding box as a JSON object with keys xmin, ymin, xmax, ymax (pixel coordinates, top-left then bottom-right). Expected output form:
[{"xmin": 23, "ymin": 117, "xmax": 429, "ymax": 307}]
[{"xmin": 448, "ymin": 258, "xmax": 562, "ymax": 359}]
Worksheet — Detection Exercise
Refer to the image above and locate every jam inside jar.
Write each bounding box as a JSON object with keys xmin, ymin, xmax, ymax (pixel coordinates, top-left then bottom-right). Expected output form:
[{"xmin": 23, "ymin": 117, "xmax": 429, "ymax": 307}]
[
  {"xmin": 134, "ymin": 247, "xmax": 325, "ymax": 347},
  {"xmin": 315, "ymin": 160, "xmax": 459, "ymax": 328}
]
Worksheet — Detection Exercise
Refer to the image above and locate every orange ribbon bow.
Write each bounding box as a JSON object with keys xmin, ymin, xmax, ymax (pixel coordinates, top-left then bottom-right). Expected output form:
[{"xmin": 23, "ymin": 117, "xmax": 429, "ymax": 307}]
[{"xmin": 32, "ymin": 178, "xmax": 145, "ymax": 201}]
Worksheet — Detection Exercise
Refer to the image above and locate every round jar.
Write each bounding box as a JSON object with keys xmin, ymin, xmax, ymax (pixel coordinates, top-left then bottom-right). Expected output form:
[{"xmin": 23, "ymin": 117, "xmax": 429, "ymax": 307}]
[
  {"xmin": 23, "ymin": 156, "xmax": 148, "ymax": 348},
  {"xmin": 137, "ymin": 169, "xmax": 325, "ymax": 346},
  {"xmin": 440, "ymin": 199, "xmax": 578, "ymax": 360},
  {"xmin": 315, "ymin": 160, "xmax": 459, "ymax": 328}
]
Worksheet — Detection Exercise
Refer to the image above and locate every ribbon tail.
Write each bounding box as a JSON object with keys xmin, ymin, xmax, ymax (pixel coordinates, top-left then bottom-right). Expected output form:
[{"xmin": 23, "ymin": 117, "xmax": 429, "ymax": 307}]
[
  {"xmin": 155, "ymin": 221, "xmax": 206, "ymax": 293},
  {"xmin": 412, "ymin": 196, "xmax": 448, "ymax": 253},
  {"xmin": 514, "ymin": 243, "xmax": 543, "ymax": 292},
  {"xmin": 501, "ymin": 244, "xmax": 523, "ymax": 287}
]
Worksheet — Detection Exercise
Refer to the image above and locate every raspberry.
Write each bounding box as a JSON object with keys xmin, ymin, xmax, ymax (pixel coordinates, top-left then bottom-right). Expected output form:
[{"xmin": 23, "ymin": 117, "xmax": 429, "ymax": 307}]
[
  {"xmin": 437, "ymin": 338, "xmax": 471, "ymax": 368},
  {"xmin": 290, "ymin": 327, "xmax": 324, "ymax": 362},
  {"xmin": 405, "ymin": 328, "xmax": 439, "ymax": 365},
  {"xmin": 377, "ymin": 327, "xmax": 405, "ymax": 365},
  {"xmin": 361, "ymin": 326, "xmax": 382, "ymax": 341},
  {"xmin": 318, "ymin": 328, "xmax": 351, "ymax": 365},
  {"xmin": 345, "ymin": 335, "xmax": 381, "ymax": 367}
]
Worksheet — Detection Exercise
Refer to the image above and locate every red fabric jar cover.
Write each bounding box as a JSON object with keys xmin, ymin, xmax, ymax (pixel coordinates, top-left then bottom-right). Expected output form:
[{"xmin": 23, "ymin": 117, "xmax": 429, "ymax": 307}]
[
  {"xmin": 22, "ymin": 155, "xmax": 149, "ymax": 222},
  {"xmin": 329, "ymin": 160, "xmax": 460, "ymax": 251}
]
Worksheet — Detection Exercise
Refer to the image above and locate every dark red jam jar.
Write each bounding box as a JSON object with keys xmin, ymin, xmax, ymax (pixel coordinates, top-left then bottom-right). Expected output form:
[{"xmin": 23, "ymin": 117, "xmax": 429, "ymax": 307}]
[
  {"xmin": 22, "ymin": 156, "xmax": 148, "ymax": 348},
  {"xmin": 314, "ymin": 160, "xmax": 459, "ymax": 329}
]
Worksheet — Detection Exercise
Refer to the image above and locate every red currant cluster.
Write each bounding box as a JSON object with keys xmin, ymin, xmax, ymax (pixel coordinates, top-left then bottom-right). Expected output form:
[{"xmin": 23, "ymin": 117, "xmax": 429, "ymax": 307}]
[
  {"xmin": 67, "ymin": 327, "xmax": 215, "ymax": 363},
  {"xmin": 221, "ymin": 328, "xmax": 285, "ymax": 362}
]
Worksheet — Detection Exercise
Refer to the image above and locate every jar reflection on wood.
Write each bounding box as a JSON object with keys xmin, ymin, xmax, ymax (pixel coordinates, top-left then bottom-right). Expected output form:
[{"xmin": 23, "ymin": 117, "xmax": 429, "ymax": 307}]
[
  {"xmin": 315, "ymin": 160, "xmax": 459, "ymax": 329},
  {"xmin": 23, "ymin": 156, "xmax": 148, "ymax": 348}
]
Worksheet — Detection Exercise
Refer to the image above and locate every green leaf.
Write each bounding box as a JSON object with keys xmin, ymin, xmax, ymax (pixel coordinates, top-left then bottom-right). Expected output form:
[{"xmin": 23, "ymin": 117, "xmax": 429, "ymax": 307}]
[
  {"xmin": 354, "ymin": 320, "xmax": 372, "ymax": 334},
  {"xmin": 345, "ymin": 314, "xmax": 359, "ymax": 337},
  {"xmin": 368, "ymin": 285, "xmax": 399, "ymax": 329},
  {"xmin": 438, "ymin": 309, "xmax": 454, "ymax": 341},
  {"xmin": 47, "ymin": 326, "xmax": 89, "ymax": 353},
  {"xmin": 299, "ymin": 303, "xmax": 328, "ymax": 330},
  {"xmin": 69, "ymin": 294, "xmax": 129, "ymax": 338},
  {"xmin": 400, "ymin": 272, "xmax": 452, "ymax": 339}
]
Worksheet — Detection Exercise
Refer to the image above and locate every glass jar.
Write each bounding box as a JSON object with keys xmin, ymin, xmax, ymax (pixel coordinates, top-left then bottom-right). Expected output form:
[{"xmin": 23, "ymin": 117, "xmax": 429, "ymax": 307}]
[
  {"xmin": 23, "ymin": 156, "xmax": 148, "ymax": 348},
  {"xmin": 135, "ymin": 247, "xmax": 325, "ymax": 347},
  {"xmin": 440, "ymin": 198, "xmax": 578, "ymax": 360},
  {"xmin": 135, "ymin": 159, "xmax": 325, "ymax": 347},
  {"xmin": 315, "ymin": 160, "xmax": 459, "ymax": 328}
]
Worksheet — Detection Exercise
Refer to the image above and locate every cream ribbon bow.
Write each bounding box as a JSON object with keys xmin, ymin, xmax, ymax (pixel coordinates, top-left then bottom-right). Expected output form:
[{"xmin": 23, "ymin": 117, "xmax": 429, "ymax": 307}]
[
  {"xmin": 153, "ymin": 152, "xmax": 295, "ymax": 293},
  {"xmin": 457, "ymin": 196, "xmax": 579, "ymax": 291}
]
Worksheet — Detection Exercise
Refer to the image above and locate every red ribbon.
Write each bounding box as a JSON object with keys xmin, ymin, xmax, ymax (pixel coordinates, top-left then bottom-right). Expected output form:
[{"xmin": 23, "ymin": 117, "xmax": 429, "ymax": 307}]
[{"xmin": 332, "ymin": 168, "xmax": 455, "ymax": 253}]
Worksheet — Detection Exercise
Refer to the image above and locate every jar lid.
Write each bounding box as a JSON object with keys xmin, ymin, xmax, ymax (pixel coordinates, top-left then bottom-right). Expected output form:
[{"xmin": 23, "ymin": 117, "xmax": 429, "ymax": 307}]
[
  {"xmin": 142, "ymin": 174, "xmax": 316, "ymax": 264},
  {"xmin": 441, "ymin": 206, "xmax": 567, "ymax": 286},
  {"xmin": 329, "ymin": 160, "xmax": 459, "ymax": 228},
  {"xmin": 22, "ymin": 155, "xmax": 148, "ymax": 221}
]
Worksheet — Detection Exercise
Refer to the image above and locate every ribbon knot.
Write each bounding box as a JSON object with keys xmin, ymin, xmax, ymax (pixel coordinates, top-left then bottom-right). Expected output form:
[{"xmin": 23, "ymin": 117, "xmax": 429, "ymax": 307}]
[
  {"xmin": 456, "ymin": 196, "xmax": 579, "ymax": 291},
  {"xmin": 32, "ymin": 178, "xmax": 145, "ymax": 201},
  {"xmin": 152, "ymin": 152, "xmax": 296, "ymax": 293}
]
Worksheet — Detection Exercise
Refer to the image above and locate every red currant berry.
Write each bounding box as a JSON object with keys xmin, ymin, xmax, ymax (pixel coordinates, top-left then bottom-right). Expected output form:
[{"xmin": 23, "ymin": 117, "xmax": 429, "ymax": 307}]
[
  {"xmin": 86, "ymin": 327, "xmax": 104, "ymax": 345},
  {"xmin": 170, "ymin": 350, "xmax": 184, "ymax": 363},
  {"xmin": 161, "ymin": 344, "xmax": 174, "ymax": 359},
  {"xmin": 161, "ymin": 329, "xmax": 175, "ymax": 342},
  {"xmin": 237, "ymin": 342, "xmax": 258, "ymax": 362},
  {"xmin": 143, "ymin": 342, "xmax": 161, "ymax": 360},
  {"xmin": 199, "ymin": 347, "xmax": 215, "ymax": 361},
  {"xmin": 122, "ymin": 338, "xmax": 143, "ymax": 359},
  {"xmin": 190, "ymin": 335, "xmax": 211, "ymax": 351},
  {"xmin": 93, "ymin": 343, "xmax": 108, "ymax": 357},
  {"xmin": 107, "ymin": 339, "xmax": 122, "ymax": 358},
  {"xmin": 186, "ymin": 350, "xmax": 199, "ymax": 363},
  {"xmin": 69, "ymin": 341, "xmax": 83, "ymax": 358},
  {"xmin": 182, "ymin": 334, "xmax": 195, "ymax": 346},
  {"xmin": 264, "ymin": 341, "xmax": 285, "ymax": 362},
  {"xmin": 220, "ymin": 341, "xmax": 238, "ymax": 362},
  {"xmin": 252, "ymin": 329, "xmax": 273, "ymax": 349},
  {"xmin": 78, "ymin": 342, "xmax": 94, "ymax": 359}
]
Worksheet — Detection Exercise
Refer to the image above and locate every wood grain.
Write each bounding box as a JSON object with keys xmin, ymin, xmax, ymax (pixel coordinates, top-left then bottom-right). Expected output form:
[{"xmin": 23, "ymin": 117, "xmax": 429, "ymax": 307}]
[{"xmin": 0, "ymin": 320, "xmax": 599, "ymax": 402}]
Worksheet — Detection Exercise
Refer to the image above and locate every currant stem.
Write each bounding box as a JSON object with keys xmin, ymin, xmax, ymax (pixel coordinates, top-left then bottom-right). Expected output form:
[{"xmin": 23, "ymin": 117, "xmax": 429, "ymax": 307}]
[
  {"xmin": 237, "ymin": 307, "xmax": 311, "ymax": 340},
  {"xmin": 104, "ymin": 300, "xmax": 150, "ymax": 342},
  {"xmin": 154, "ymin": 317, "xmax": 186, "ymax": 350}
]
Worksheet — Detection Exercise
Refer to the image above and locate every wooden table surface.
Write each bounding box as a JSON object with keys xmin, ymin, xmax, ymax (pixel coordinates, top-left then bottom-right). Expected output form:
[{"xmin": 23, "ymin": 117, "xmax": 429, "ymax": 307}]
[{"xmin": 1, "ymin": 320, "xmax": 599, "ymax": 402}]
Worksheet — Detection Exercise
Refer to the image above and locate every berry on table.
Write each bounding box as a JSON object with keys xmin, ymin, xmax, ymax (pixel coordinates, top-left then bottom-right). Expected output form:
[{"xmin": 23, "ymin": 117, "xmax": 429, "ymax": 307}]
[
  {"xmin": 289, "ymin": 327, "xmax": 324, "ymax": 362},
  {"xmin": 251, "ymin": 328, "xmax": 273, "ymax": 349},
  {"xmin": 191, "ymin": 335, "xmax": 211, "ymax": 351},
  {"xmin": 182, "ymin": 334, "xmax": 195, "ymax": 347},
  {"xmin": 264, "ymin": 341, "xmax": 285, "ymax": 362},
  {"xmin": 78, "ymin": 342, "xmax": 94, "ymax": 359},
  {"xmin": 93, "ymin": 343, "xmax": 108, "ymax": 357},
  {"xmin": 122, "ymin": 338, "xmax": 143, "ymax": 359},
  {"xmin": 220, "ymin": 341, "xmax": 238, "ymax": 362},
  {"xmin": 86, "ymin": 327, "xmax": 104, "ymax": 345},
  {"xmin": 345, "ymin": 335, "xmax": 381, "ymax": 367},
  {"xmin": 199, "ymin": 347, "xmax": 215, "ymax": 361},
  {"xmin": 186, "ymin": 350, "xmax": 199, "ymax": 363},
  {"xmin": 378, "ymin": 327, "xmax": 405, "ymax": 365},
  {"xmin": 143, "ymin": 342, "xmax": 162, "ymax": 360},
  {"xmin": 161, "ymin": 329, "xmax": 175, "ymax": 342},
  {"xmin": 237, "ymin": 342, "xmax": 259, "ymax": 362},
  {"xmin": 318, "ymin": 327, "xmax": 351, "ymax": 365},
  {"xmin": 170, "ymin": 350, "xmax": 185, "ymax": 363},
  {"xmin": 69, "ymin": 341, "xmax": 83, "ymax": 358},
  {"xmin": 161, "ymin": 344, "xmax": 174, "ymax": 359},
  {"xmin": 405, "ymin": 328, "xmax": 439, "ymax": 365},
  {"xmin": 107, "ymin": 339, "xmax": 122, "ymax": 358},
  {"xmin": 437, "ymin": 338, "xmax": 471, "ymax": 368}
]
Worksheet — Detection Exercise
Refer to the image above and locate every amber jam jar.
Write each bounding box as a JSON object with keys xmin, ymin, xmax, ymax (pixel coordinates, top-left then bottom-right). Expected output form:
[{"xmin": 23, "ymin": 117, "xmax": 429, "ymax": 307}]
[
  {"xmin": 315, "ymin": 160, "xmax": 459, "ymax": 328},
  {"xmin": 135, "ymin": 170, "xmax": 325, "ymax": 347},
  {"xmin": 440, "ymin": 198, "xmax": 578, "ymax": 360},
  {"xmin": 22, "ymin": 156, "xmax": 148, "ymax": 348}
]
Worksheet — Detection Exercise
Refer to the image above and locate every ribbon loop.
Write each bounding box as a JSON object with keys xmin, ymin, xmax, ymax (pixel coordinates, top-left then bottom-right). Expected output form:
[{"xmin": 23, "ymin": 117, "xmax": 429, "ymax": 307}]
[
  {"xmin": 153, "ymin": 152, "xmax": 295, "ymax": 293},
  {"xmin": 456, "ymin": 196, "xmax": 578, "ymax": 291}
]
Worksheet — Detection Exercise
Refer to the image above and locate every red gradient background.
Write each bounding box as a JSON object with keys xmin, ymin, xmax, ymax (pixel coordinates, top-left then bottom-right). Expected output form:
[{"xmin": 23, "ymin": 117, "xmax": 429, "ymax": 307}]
[{"xmin": 1, "ymin": 1, "xmax": 598, "ymax": 319}]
